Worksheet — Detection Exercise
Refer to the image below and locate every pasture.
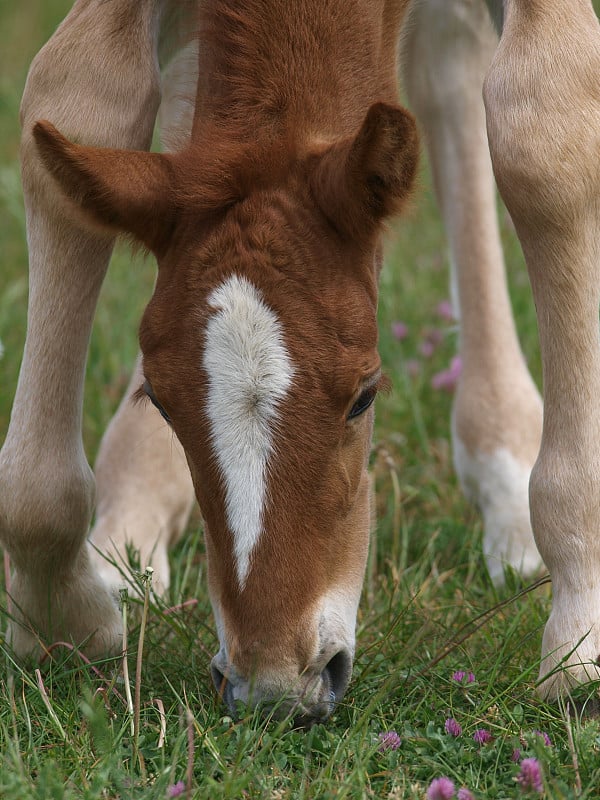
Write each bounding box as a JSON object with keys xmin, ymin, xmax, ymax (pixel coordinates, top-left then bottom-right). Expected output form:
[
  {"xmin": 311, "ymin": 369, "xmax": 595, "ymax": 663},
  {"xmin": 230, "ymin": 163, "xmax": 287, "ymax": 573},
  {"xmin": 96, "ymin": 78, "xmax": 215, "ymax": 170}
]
[{"xmin": 1, "ymin": 2, "xmax": 599, "ymax": 798}]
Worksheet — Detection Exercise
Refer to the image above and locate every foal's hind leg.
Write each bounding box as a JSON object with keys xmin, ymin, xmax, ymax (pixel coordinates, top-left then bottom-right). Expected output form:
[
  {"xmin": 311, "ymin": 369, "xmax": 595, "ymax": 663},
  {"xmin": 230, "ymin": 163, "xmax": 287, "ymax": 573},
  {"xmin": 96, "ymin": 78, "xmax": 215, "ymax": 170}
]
[
  {"xmin": 401, "ymin": 0, "xmax": 543, "ymax": 583},
  {"xmin": 0, "ymin": 0, "xmax": 163, "ymax": 657},
  {"xmin": 90, "ymin": 357, "xmax": 194, "ymax": 596},
  {"xmin": 485, "ymin": 0, "xmax": 600, "ymax": 696}
]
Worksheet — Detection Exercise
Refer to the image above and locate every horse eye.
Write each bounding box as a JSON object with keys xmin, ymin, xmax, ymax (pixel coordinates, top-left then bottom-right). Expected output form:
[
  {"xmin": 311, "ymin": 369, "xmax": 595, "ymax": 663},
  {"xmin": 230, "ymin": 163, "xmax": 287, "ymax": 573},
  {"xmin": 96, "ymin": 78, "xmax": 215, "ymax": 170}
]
[
  {"xmin": 347, "ymin": 385, "xmax": 377, "ymax": 421},
  {"xmin": 143, "ymin": 379, "xmax": 172, "ymax": 425}
]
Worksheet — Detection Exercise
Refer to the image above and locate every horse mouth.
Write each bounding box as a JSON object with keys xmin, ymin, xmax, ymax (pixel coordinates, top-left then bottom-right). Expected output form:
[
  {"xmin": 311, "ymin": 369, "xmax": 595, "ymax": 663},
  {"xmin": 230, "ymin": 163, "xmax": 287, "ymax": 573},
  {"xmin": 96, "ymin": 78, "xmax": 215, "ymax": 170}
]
[
  {"xmin": 209, "ymin": 647, "xmax": 352, "ymax": 726},
  {"xmin": 210, "ymin": 660, "xmax": 237, "ymax": 713}
]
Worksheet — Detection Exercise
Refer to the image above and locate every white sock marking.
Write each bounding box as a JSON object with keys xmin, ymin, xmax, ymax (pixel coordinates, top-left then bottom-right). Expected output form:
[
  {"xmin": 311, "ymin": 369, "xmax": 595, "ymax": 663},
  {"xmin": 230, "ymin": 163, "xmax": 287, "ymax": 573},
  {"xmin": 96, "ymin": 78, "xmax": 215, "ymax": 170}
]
[
  {"xmin": 204, "ymin": 275, "xmax": 293, "ymax": 588},
  {"xmin": 453, "ymin": 440, "xmax": 543, "ymax": 582}
]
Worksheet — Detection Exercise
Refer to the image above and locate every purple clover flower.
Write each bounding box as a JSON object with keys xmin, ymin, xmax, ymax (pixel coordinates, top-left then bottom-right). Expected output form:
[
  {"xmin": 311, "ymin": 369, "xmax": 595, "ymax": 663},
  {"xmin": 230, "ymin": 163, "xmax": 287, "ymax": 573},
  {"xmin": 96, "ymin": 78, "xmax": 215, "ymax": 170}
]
[
  {"xmin": 473, "ymin": 728, "xmax": 492, "ymax": 745},
  {"xmin": 534, "ymin": 730, "xmax": 552, "ymax": 747},
  {"xmin": 512, "ymin": 748, "xmax": 522, "ymax": 763},
  {"xmin": 431, "ymin": 355, "xmax": 462, "ymax": 392},
  {"xmin": 378, "ymin": 730, "xmax": 401, "ymax": 751},
  {"xmin": 420, "ymin": 339, "xmax": 435, "ymax": 358},
  {"xmin": 436, "ymin": 299, "xmax": 455, "ymax": 321},
  {"xmin": 167, "ymin": 781, "xmax": 186, "ymax": 798},
  {"xmin": 517, "ymin": 757, "xmax": 543, "ymax": 793},
  {"xmin": 445, "ymin": 717, "xmax": 462, "ymax": 737},
  {"xmin": 427, "ymin": 776, "xmax": 456, "ymax": 800},
  {"xmin": 457, "ymin": 789, "xmax": 475, "ymax": 800},
  {"xmin": 391, "ymin": 321, "xmax": 409, "ymax": 341},
  {"xmin": 452, "ymin": 670, "xmax": 475, "ymax": 684}
]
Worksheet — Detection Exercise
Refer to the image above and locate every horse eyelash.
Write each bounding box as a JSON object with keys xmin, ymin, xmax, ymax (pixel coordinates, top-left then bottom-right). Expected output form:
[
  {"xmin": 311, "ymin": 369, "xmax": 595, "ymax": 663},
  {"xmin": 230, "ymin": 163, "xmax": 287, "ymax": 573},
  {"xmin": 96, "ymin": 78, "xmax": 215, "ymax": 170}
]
[
  {"xmin": 375, "ymin": 373, "xmax": 392, "ymax": 395},
  {"xmin": 132, "ymin": 384, "xmax": 149, "ymax": 407}
]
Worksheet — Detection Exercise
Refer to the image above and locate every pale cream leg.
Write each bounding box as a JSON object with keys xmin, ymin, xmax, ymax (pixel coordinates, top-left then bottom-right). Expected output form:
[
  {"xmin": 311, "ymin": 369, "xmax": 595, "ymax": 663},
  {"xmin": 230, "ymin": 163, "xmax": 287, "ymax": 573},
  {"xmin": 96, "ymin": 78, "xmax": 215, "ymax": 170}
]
[
  {"xmin": 402, "ymin": 0, "xmax": 543, "ymax": 582},
  {"xmin": 90, "ymin": 357, "xmax": 194, "ymax": 596},
  {"xmin": 485, "ymin": 0, "xmax": 600, "ymax": 694},
  {"xmin": 0, "ymin": 0, "xmax": 164, "ymax": 657}
]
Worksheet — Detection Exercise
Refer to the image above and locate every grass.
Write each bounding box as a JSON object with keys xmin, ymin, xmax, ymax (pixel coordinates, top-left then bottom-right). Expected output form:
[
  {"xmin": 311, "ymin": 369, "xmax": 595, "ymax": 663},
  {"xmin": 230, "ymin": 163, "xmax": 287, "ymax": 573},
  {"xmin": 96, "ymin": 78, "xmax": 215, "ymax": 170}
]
[{"xmin": 1, "ymin": 2, "xmax": 600, "ymax": 798}]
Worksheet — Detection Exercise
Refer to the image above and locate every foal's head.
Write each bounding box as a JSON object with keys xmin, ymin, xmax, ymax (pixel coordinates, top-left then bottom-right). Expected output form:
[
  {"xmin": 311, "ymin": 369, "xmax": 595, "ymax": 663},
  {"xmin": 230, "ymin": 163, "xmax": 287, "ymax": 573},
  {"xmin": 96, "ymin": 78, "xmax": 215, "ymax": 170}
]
[{"xmin": 34, "ymin": 101, "xmax": 417, "ymax": 724}]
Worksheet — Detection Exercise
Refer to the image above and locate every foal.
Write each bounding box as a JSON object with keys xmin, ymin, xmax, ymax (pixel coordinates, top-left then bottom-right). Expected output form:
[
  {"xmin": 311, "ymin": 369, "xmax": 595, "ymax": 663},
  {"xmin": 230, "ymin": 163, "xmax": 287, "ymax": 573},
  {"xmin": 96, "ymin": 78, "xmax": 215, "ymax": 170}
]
[
  {"xmin": 1, "ymin": 0, "xmax": 600, "ymax": 723},
  {"xmin": 2, "ymin": 0, "xmax": 418, "ymax": 723}
]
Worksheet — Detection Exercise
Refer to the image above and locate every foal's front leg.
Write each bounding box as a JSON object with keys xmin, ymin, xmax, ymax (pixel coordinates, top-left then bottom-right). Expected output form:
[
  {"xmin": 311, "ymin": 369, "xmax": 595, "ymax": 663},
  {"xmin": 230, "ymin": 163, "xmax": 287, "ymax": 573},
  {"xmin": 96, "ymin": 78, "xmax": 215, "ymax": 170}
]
[
  {"xmin": 402, "ymin": 0, "xmax": 543, "ymax": 583},
  {"xmin": 0, "ymin": 0, "xmax": 163, "ymax": 657},
  {"xmin": 485, "ymin": 0, "xmax": 600, "ymax": 695}
]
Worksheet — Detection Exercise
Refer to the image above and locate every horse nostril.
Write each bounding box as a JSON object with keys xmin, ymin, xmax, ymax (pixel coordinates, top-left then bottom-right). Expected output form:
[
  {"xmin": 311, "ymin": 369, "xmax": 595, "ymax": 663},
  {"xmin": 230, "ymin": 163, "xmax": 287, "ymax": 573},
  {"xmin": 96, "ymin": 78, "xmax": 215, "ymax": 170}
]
[
  {"xmin": 291, "ymin": 710, "xmax": 322, "ymax": 730},
  {"xmin": 322, "ymin": 648, "xmax": 353, "ymax": 705},
  {"xmin": 291, "ymin": 651, "xmax": 353, "ymax": 728}
]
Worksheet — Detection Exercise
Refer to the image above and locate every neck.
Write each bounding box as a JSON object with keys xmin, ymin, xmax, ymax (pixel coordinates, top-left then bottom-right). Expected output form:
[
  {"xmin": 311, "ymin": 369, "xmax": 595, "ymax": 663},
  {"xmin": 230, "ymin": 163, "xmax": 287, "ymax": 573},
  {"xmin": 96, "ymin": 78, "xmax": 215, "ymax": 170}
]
[{"xmin": 193, "ymin": 0, "xmax": 408, "ymax": 143}]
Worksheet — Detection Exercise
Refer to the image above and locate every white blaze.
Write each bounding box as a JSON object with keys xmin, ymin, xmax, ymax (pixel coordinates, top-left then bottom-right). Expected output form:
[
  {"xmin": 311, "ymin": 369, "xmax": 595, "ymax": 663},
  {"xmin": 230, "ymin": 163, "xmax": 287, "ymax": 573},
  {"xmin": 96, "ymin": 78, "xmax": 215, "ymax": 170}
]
[{"xmin": 204, "ymin": 274, "xmax": 294, "ymax": 588}]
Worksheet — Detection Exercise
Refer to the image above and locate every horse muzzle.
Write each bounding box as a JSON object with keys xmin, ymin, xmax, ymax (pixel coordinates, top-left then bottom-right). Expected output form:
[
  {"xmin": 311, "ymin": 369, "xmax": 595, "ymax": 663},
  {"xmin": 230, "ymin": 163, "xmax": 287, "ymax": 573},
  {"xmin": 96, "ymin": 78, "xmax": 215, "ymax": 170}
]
[{"xmin": 210, "ymin": 647, "xmax": 353, "ymax": 727}]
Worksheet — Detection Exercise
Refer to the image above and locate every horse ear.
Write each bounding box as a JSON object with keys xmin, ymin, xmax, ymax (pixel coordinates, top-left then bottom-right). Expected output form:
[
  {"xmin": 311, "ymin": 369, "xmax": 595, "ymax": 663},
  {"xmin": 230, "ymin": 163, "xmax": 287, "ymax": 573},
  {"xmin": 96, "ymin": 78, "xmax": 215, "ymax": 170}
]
[
  {"xmin": 32, "ymin": 121, "xmax": 175, "ymax": 253},
  {"xmin": 310, "ymin": 102, "xmax": 419, "ymax": 237}
]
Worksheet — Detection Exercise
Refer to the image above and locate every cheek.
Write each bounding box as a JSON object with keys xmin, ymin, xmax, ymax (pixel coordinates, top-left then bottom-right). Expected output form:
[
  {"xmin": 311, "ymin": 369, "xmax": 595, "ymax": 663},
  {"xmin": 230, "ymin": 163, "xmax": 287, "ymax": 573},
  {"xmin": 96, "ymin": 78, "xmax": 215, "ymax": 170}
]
[
  {"xmin": 327, "ymin": 468, "xmax": 371, "ymax": 592},
  {"xmin": 348, "ymin": 470, "xmax": 372, "ymax": 565},
  {"xmin": 312, "ymin": 504, "xmax": 371, "ymax": 658},
  {"xmin": 336, "ymin": 417, "xmax": 374, "ymax": 514}
]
